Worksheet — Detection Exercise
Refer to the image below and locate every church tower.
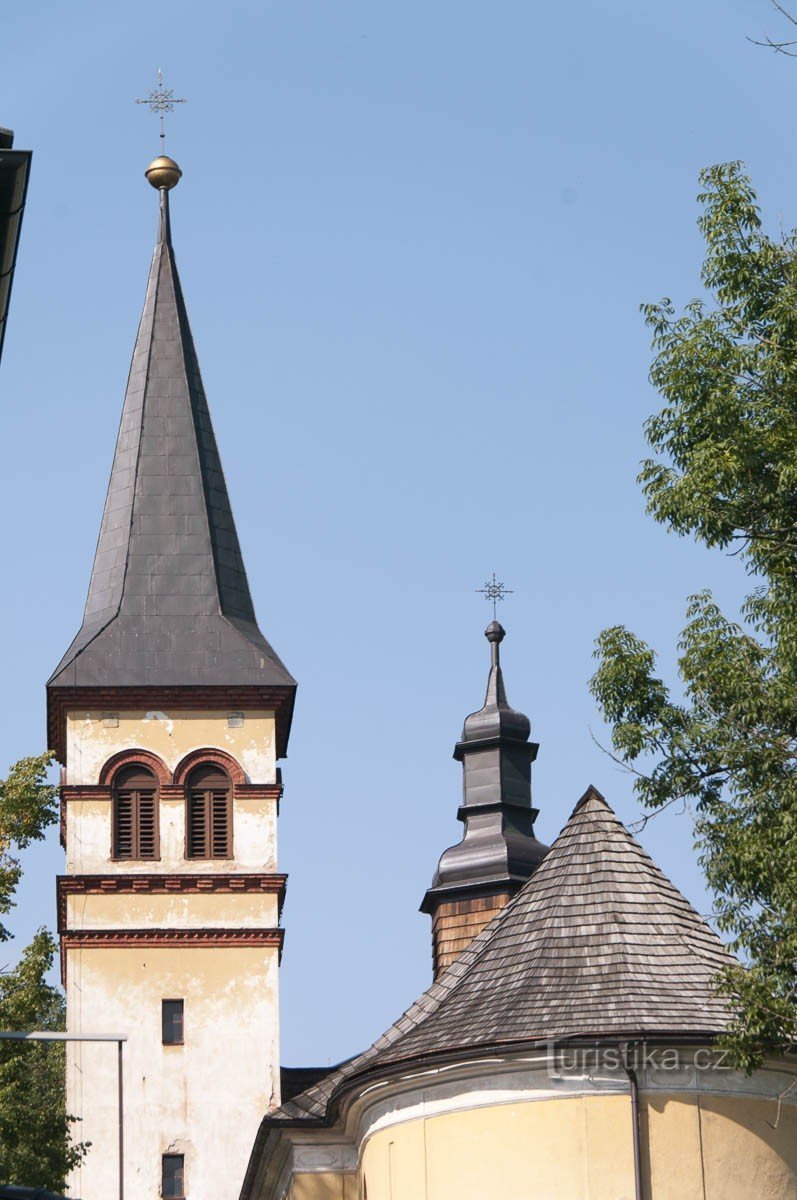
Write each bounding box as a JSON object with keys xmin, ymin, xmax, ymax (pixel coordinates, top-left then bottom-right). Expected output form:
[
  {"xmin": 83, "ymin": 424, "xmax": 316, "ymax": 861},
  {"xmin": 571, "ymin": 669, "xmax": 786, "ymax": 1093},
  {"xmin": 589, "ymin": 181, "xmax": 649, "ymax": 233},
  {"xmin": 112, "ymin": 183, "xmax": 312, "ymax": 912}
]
[{"xmin": 48, "ymin": 155, "xmax": 296, "ymax": 1200}]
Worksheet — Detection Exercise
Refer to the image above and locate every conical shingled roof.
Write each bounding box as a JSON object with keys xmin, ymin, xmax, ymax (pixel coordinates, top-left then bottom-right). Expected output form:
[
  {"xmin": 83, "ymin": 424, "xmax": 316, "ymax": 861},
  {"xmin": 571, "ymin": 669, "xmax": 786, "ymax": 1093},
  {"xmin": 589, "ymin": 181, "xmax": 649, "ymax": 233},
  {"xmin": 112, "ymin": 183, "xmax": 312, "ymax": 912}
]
[
  {"xmin": 48, "ymin": 184, "xmax": 295, "ymax": 702},
  {"xmin": 270, "ymin": 787, "xmax": 733, "ymax": 1125}
]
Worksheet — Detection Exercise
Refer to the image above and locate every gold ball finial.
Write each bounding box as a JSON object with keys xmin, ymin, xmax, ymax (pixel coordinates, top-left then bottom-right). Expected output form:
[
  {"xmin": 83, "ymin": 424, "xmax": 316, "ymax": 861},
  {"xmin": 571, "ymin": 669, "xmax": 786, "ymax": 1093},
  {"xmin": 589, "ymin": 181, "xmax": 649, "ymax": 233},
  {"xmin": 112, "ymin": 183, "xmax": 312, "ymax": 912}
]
[{"xmin": 145, "ymin": 155, "xmax": 182, "ymax": 190}]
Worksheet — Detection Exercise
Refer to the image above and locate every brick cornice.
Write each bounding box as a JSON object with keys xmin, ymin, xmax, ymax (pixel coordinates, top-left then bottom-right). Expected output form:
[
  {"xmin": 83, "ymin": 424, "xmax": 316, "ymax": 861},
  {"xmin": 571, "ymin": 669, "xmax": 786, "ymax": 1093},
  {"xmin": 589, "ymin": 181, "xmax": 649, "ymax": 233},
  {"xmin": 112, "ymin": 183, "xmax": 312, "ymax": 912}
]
[
  {"xmin": 235, "ymin": 784, "xmax": 282, "ymax": 801},
  {"xmin": 61, "ymin": 785, "xmax": 113, "ymax": 801},
  {"xmin": 59, "ymin": 926, "xmax": 285, "ymax": 985},
  {"xmin": 57, "ymin": 873, "xmax": 288, "ymax": 930}
]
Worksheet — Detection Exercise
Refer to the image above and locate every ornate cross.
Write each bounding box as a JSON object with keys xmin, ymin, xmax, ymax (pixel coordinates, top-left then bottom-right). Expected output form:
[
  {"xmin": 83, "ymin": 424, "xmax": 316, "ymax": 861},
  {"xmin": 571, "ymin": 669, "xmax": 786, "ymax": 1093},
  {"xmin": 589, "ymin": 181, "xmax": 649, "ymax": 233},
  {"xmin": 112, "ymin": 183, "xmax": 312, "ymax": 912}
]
[
  {"xmin": 135, "ymin": 70, "xmax": 187, "ymax": 148},
  {"xmin": 476, "ymin": 573, "xmax": 514, "ymax": 619}
]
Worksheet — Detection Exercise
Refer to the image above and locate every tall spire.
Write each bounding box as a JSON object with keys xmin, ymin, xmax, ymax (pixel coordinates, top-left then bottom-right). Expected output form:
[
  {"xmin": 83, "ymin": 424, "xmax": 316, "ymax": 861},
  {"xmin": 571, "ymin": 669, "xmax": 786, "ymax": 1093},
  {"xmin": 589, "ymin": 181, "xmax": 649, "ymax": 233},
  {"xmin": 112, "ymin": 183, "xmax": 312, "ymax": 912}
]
[
  {"xmin": 48, "ymin": 155, "xmax": 295, "ymax": 756},
  {"xmin": 421, "ymin": 623, "xmax": 548, "ymax": 976}
]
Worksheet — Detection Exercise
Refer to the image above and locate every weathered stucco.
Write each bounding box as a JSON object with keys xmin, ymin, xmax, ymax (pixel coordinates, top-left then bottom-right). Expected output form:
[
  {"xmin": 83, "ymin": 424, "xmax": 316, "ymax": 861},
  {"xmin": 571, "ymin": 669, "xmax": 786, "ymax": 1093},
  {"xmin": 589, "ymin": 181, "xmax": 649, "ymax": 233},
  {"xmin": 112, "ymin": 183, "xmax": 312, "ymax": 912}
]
[
  {"xmin": 67, "ymin": 945, "xmax": 280, "ymax": 1200},
  {"xmin": 65, "ymin": 794, "xmax": 278, "ymax": 874},
  {"xmin": 65, "ymin": 709, "xmax": 277, "ymax": 785},
  {"xmin": 65, "ymin": 891, "xmax": 280, "ymax": 929}
]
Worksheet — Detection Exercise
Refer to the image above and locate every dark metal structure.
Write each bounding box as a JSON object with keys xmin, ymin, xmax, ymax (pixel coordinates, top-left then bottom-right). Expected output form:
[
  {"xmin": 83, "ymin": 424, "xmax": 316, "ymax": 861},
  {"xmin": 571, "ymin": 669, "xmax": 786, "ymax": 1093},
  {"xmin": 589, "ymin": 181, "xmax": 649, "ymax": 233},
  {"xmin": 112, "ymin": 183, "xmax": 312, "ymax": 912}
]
[
  {"xmin": 47, "ymin": 160, "xmax": 295, "ymax": 760},
  {"xmin": 0, "ymin": 128, "xmax": 32, "ymax": 366},
  {"xmin": 421, "ymin": 622, "xmax": 548, "ymax": 913}
]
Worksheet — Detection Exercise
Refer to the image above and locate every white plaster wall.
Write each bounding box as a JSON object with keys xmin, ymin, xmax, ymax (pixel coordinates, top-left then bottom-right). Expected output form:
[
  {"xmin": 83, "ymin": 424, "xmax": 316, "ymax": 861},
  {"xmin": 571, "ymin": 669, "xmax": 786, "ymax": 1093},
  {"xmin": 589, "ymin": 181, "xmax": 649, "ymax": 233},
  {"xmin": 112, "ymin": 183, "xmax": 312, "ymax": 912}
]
[
  {"xmin": 66, "ymin": 892, "xmax": 280, "ymax": 929},
  {"xmin": 65, "ymin": 709, "xmax": 277, "ymax": 786},
  {"xmin": 66, "ymin": 795, "xmax": 278, "ymax": 874},
  {"xmin": 67, "ymin": 945, "xmax": 280, "ymax": 1200}
]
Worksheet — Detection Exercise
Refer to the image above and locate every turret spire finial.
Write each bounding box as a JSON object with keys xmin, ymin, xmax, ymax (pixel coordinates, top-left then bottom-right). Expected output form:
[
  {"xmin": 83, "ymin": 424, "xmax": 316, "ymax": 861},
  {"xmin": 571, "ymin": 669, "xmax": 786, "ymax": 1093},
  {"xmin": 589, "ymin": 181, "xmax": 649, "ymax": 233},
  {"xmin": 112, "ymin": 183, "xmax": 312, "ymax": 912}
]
[
  {"xmin": 135, "ymin": 69, "xmax": 187, "ymax": 151},
  {"xmin": 476, "ymin": 573, "xmax": 513, "ymax": 620}
]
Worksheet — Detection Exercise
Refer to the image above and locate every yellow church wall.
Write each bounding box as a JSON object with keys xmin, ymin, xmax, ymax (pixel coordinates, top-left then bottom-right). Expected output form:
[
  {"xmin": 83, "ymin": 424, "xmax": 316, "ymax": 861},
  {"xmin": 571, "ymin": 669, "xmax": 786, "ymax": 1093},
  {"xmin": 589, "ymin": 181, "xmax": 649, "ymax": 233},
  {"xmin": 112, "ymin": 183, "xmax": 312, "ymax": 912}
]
[
  {"xmin": 360, "ymin": 1094, "xmax": 635, "ymax": 1200},
  {"xmin": 290, "ymin": 1174, "xmax": 358, "ymax": 1200},
  {"xmin": 65, "ymin": 708, "xmax": 277, "ymax": 785},
  {"xmin": 644, "ymin": 1092, "xmax": 797, "ymax": 1199},
  {"xmin": 65, "ymin": 890, "xmax": 280, "ymax": 929},
  {"xmin": 67, "ymin": 944, "xmax": 280, "ymax": 1200},
  {"xmin": 65, "ymin": 793, "xmax": 278, "ymax": 873},
  {"xmin": 353, "ymin": 1089, "xmax": 797, "ymax": 1200}
]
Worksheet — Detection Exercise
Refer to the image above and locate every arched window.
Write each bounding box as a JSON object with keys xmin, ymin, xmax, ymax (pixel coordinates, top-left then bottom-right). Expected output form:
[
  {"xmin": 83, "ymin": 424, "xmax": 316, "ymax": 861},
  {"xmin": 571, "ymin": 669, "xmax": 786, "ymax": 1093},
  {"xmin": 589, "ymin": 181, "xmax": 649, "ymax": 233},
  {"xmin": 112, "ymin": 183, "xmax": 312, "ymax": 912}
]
[
  {"xmin": 113, "ymin": 765, "xmax": 159, "ymax": 860},
  {"xmin": 186, "ymin": 765, "xmax": 232, "ymax": 859}
]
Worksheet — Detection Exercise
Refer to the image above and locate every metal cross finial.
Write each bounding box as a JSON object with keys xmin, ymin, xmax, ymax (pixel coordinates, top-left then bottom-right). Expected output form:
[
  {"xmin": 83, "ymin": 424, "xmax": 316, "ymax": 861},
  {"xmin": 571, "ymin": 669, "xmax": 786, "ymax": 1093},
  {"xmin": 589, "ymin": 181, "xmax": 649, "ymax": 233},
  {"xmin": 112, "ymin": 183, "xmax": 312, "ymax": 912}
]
[
  {"xmin": 135, "ymin": 70, "xmax": 186, "ymax": 149},
  {"xmin": 476, "ymin": 573, "xmax": 514, "ymax": 619}
]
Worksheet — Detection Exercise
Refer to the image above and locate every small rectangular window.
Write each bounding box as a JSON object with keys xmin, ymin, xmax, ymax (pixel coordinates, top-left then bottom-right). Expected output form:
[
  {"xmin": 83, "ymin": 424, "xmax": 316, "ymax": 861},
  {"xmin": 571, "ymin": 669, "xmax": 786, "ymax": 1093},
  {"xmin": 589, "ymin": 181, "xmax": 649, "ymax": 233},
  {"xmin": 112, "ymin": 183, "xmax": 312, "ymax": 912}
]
[
  {"xmin": 162, "ymin": 1153, "xmax": 185, "ymax": 1199},
  {"xmin": 162, "ymin": 1000, "xmax": 184, "ymax": 1046}
]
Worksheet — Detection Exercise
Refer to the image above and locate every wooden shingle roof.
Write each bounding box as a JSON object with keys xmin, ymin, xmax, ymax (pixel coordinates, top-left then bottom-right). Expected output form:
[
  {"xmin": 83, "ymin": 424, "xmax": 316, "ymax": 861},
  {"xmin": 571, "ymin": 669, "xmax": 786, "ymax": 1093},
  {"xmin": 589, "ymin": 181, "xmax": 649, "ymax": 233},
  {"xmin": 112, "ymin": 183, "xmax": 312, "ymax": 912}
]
[{"xmin": 272, "ymin": 786, "xmax": 733, "ymax": 1125}]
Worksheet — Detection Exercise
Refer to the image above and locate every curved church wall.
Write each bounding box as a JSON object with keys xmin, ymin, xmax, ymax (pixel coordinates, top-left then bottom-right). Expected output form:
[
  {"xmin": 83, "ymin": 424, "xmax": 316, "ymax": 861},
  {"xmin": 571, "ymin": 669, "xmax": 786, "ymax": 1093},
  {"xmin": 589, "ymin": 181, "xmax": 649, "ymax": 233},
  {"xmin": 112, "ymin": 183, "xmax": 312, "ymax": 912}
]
[
  {"xmin": 272, "ymin": 1056, "xmax": 797, "ymax": 1200},
  {"xmin": 355, "ymin": 1086, "xmax": 797, "ymax": 1200}
]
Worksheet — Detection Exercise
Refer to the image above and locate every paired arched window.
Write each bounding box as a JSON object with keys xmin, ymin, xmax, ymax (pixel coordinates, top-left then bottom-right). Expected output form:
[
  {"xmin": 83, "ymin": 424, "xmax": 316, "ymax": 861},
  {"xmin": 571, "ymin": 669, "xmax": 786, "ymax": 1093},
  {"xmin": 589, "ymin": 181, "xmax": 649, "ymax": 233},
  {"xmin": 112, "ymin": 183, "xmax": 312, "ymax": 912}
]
[
  {"xmin": 113, "ymin": 765, "xmax": 159, "ymax": 860},
  {"xmin": 186, "ymin": 764, "xmax": 232, "ymax": 859}
]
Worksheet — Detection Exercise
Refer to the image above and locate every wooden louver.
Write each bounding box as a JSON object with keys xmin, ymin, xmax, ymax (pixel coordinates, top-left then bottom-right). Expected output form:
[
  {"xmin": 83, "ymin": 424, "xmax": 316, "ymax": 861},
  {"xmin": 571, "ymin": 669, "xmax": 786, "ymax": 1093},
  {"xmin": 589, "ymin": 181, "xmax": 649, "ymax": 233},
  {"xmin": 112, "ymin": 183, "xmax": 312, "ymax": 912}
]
[
  {"xmin": 186, "ymin": 766, "xmax": 232, "ymax": 859},
  {"xmin": 113, "ymin": 767, "xmax": 158, "ymax": 860}
]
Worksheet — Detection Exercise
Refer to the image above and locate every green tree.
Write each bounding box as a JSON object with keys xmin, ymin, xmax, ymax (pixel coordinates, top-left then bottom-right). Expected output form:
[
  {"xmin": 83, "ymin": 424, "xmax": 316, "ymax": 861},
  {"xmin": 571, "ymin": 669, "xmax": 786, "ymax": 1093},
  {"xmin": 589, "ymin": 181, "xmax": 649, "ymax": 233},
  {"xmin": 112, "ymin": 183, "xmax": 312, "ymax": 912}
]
[
  {"xmin": 0, "ymin": 753, "xmax": 88, "ymax": 1188},
  {"xmin": 590, "ymin": 162, "xmax": 797, "ymax": 1071}
]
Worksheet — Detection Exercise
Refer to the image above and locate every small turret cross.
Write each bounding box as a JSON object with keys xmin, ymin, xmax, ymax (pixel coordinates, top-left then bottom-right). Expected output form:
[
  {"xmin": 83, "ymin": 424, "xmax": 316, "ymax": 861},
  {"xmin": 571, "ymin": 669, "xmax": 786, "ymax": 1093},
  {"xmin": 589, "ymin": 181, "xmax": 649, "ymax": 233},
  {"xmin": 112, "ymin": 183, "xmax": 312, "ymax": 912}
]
[
  {"xmin": 476, "ymin": 573, "xmax": 514, "ymax": 619},
  {"xmin": 135, "ymin": 70, "xmax": 187, "ymax": 149}
]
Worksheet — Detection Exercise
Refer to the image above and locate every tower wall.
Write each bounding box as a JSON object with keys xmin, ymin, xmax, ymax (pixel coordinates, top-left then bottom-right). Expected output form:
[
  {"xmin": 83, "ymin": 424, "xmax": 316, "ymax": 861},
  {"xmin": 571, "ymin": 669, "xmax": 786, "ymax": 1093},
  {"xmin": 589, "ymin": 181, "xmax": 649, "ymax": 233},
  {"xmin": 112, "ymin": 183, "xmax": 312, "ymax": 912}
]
[{"xmin": 61, "ymin": 707, "xmax": 285, "ymax": 1200}]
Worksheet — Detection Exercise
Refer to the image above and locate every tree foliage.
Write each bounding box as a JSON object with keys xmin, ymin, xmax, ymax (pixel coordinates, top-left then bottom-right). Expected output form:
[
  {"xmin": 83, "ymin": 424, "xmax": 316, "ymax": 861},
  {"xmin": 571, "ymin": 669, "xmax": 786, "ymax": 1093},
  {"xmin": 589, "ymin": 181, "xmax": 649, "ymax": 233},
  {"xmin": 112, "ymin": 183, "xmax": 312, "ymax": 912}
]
[
  {"xmin": 0, "ymin": 753, "xmax": 87, "ymax": 1188},
  {"xmin": 0, "ymin": 932, "xmax": 87, "ymax": 1189},
  {"xmin": 590, "ymin": 162, "xmax": 797, "ymax": 1070},
  {"xmin": 0, "ymin": 753, "xmax": 59, "ymax": 942}
]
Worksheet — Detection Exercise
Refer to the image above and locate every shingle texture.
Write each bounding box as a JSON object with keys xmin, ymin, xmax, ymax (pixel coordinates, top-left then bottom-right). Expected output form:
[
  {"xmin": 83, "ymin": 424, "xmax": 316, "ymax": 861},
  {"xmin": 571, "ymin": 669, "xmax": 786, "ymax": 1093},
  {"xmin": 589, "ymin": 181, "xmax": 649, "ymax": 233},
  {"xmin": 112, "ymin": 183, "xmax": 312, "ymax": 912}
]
[
  {"xmin": 273, "ymin": 787, "xmax": 733, "ymax": 1124},
  {"xmin": 48, "ymin": 196, "xmax": 294, "ymax": 693}
]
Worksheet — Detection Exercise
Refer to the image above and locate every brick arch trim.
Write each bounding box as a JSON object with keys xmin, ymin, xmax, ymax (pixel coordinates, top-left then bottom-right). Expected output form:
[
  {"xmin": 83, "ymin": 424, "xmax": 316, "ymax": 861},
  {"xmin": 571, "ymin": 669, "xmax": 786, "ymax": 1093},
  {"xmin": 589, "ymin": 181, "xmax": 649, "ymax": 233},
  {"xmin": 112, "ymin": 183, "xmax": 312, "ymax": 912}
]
[
  {"xmin": 99, "ymin": 748, "xmax": 171, "ymax": 787},
  {"xmin": 173, "ymin": 747, "xmax": 247, "ymax": 787}
]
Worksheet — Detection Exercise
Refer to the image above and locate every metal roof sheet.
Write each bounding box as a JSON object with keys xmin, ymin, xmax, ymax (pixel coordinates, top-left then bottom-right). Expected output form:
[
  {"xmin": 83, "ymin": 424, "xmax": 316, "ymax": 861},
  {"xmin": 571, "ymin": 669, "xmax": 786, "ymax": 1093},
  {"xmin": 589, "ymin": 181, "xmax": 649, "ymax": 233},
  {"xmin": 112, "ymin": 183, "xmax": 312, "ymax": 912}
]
[{"xmin": 48, "ymin": 186, "xmax": 295, "ymax": 699}]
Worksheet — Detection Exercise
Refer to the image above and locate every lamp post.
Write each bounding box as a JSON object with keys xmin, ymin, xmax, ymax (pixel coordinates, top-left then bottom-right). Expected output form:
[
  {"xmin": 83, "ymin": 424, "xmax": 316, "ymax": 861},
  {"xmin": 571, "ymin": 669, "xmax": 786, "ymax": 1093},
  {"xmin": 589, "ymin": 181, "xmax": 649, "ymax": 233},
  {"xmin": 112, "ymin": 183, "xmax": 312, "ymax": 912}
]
[{"xmin": 0, "ymin": 1031, "xmax": 127, "ymax": 1200}]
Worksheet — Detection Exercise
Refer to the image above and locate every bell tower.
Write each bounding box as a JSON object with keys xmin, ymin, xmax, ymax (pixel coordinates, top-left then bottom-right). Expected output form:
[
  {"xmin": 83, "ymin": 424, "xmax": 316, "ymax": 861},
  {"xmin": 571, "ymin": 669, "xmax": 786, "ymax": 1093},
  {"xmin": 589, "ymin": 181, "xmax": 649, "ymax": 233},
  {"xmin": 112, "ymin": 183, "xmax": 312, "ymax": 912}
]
[{"xmin": 48, "ymin": 155, "xmax": 296, "ymax": 1200}]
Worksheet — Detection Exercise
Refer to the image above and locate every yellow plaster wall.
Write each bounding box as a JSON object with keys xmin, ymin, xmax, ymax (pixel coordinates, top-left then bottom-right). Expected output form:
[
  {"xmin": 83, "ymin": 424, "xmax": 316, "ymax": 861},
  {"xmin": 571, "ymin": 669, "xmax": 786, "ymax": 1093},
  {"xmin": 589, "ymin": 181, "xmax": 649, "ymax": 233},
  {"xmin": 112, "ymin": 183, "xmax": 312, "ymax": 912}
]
[
  {"xmin": 67, "ymin": 945, "xmax": 280, "ymax": 1200},
  {"xmin": 65, "ymin": 709, "xmax": 277, "ymax": 785},
  {"xmin": 65, "ymin": 794, "xmax": 278, "ymax": 873},
  {"xmin": 66, "ymin": 890, "xmax": 279, "ymax": 929},
  {"xmin": 354, "ymin": 1091, "xmax": 797, "ymax": 1200},
  {"xmin": 644, "ymin": 1092, "xmax": 797, "ymax": 1199},
  {"xmin": 290, "ymin": 1175, "xmax": 358, "ymax": 1200},
  {"xmin": 360, "ymin": 1095, "xmax": 634, "ymax": 1200}
]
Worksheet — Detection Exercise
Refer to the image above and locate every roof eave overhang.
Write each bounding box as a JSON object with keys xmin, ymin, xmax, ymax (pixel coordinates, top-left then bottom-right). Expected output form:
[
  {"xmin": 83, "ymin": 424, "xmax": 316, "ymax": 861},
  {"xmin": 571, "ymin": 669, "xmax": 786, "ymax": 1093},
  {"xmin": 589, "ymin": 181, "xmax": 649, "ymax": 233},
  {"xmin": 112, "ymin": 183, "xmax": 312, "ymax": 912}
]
[
  {"xmin": 269, "ymin": 1028, "xmax": 732, "ymax": 1133},
  {"xmin": 0, "ymin": 147, "xmax": 32, "ymax": 365}
]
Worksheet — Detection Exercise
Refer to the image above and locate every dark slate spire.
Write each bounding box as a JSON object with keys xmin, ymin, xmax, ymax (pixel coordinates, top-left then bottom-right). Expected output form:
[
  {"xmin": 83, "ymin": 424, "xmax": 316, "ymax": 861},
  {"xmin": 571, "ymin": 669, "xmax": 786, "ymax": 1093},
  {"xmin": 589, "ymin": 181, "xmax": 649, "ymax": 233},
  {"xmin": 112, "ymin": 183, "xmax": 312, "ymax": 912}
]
[
  {"xmin": 421, "ymin": 623, "xmax": 548, "ymax": 912},
  {"xmin": 48, "ymin": 155, "xmax": 295, "ymax": 745}
]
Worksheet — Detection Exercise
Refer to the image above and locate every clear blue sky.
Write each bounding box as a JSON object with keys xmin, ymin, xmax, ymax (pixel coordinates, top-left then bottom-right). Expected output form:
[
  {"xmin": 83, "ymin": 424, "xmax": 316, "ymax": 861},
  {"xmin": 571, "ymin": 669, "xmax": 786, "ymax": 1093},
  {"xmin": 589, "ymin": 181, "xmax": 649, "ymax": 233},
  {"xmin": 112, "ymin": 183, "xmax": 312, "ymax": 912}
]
[{"xmin": 1, "ymin": 0, "xmax": 791, "ymax": 1065}]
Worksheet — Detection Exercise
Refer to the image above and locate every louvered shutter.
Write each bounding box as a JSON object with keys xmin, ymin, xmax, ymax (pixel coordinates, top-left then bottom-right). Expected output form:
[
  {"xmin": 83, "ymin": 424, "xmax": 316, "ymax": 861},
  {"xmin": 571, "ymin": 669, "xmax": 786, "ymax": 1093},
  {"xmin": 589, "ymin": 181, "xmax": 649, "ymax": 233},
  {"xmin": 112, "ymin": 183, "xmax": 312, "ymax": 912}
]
[
  {"xmin": 113, "ymin": 767, "xmax": 159, "ymax": 860},
  {"xmin": 114, "ymin": 791, "xmax": 134, "ymax": 858},
  {"xmin": 137, "ymin": 791, "xmax": 157, "ymax": 858},
  {"xmin": 188, "ymin": 791, "xmax": 209, "ymax": 858},
  {"xmin": 186, "ymin": 767, "xmax": 232, "ymax": 859},
  {"xmin": 210, "ymin": 791, "xmax": 230, "ymax": 858}
]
